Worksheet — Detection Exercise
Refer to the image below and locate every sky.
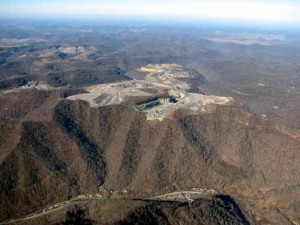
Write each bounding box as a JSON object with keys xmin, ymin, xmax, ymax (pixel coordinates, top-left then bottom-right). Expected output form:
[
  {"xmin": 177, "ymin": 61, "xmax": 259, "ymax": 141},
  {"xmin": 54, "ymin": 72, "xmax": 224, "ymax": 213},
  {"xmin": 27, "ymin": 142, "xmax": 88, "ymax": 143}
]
[{"xmin": 1, "ymin": 0, "xmax": 300, "ymax": 25}]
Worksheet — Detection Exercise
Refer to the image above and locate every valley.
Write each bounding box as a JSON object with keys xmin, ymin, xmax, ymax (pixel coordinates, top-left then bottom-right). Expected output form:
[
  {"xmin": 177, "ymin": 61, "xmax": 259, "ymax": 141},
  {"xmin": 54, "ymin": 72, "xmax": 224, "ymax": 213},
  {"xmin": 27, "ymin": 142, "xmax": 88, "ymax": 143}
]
[
  {"xmin": 0, "ymin": 188, "xmax": 218, "ymax": 225},
  {"xmin": 0, "ymin": 20, "xmax": 299, "ymax": 225}
]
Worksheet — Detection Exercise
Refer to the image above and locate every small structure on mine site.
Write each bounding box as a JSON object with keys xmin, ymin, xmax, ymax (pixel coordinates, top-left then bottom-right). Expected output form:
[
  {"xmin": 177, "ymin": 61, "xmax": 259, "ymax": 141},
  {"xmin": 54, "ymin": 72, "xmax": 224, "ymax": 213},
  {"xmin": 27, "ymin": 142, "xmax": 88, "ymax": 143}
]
[
  {"xmin": 99, "ymin": 186, "xmax": 108, "ymax": 193},
  {"xmin": 159, "ymin": 98, "xmax": 170, "ymax": 104}
]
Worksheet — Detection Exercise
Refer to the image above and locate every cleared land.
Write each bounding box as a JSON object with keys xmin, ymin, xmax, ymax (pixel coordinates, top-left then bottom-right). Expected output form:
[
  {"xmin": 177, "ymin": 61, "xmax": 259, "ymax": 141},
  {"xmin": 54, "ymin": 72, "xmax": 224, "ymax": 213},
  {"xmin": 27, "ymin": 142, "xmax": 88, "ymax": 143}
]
[
  {"xmin": 201, "ymin": 32, "xmax": 286, "ymax": 45},
  {"xmin": 68, "ymin": 64, "xmax": 233, "ymax": 120}
]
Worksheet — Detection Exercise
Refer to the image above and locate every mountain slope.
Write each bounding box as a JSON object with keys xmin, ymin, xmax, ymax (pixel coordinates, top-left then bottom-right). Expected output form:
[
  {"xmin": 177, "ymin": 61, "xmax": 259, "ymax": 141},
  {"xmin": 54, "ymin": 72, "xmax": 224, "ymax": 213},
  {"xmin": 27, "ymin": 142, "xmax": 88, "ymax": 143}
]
[{"xmin": 0, "ymin": 89, "xmax": 299, "ymax": 224}]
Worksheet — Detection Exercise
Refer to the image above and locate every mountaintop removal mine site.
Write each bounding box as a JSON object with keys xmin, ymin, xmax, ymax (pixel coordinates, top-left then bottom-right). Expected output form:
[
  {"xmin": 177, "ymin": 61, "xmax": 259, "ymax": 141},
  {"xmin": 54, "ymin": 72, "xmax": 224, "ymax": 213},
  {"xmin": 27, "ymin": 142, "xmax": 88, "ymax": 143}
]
[{"xmin": 68, "ymin": 64, "xmax": 233, "ymax": 120}]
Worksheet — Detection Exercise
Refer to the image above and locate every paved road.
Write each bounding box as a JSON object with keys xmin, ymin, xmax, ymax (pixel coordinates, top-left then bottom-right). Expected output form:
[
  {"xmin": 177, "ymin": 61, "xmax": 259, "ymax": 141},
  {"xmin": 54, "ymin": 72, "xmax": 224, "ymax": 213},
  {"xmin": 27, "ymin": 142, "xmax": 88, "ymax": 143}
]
[
  {"xmin": 0, "ymin": 189, "xmax": 217, "ymax": 224},
  {"xmin": 0, "ymin": 195, "xmax": 103, "ymax": 225},
  {"xmin": 142, "ymin": 189, "xmax": 218, "ymax": 203}
]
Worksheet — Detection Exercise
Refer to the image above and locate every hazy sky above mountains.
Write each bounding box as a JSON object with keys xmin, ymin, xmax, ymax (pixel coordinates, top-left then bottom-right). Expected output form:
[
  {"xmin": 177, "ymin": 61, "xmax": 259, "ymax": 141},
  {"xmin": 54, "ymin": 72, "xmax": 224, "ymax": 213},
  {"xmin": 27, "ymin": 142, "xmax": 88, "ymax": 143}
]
[{"xmin": 1, "ymin": 0, "xmax": 300, "ymax": 25}]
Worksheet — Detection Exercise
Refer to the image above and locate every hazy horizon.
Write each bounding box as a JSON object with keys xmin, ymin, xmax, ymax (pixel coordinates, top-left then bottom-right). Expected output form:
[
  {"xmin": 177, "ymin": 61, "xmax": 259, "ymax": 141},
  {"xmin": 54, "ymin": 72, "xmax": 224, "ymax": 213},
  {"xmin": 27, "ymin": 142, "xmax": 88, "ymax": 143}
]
[{"xmin": 1, "ymin": 0, "xmax": 300, "ymax": 28}]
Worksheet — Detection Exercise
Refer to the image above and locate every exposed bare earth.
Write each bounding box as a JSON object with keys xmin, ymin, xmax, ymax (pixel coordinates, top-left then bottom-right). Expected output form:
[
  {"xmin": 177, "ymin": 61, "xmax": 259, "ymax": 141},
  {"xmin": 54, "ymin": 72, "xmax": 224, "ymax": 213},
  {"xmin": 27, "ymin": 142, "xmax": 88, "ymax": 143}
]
[
  {"xmin": 201, "ymin": 32, "xmax": 286, "ymax": 45},
  {"xmin": 68, "ymin": 64, "xmax": 232, "ymax": 120}
]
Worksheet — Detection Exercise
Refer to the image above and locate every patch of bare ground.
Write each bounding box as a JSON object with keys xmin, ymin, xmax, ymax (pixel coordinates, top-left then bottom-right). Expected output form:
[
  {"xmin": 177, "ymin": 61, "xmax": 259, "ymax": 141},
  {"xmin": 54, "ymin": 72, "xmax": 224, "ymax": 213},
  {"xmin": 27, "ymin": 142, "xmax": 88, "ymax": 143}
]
[{"xmin": 68, "ymin": 64, "xmax": 232, "ymax": 121}]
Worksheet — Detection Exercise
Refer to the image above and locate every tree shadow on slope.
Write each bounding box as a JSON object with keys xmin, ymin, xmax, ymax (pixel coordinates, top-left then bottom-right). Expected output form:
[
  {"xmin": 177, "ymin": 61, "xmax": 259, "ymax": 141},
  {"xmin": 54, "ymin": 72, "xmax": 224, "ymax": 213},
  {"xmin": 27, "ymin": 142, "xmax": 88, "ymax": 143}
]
[
  {"xmin": 115, "ymin": 194, "xmax": 251, "ymax": 225},
  {"xmin": 56, "ymin": 205, "xmax": 95, "ymax": 225},
  {"xmin": 53, "ymin": 101, "xmax": 107, "ymax": 185}
]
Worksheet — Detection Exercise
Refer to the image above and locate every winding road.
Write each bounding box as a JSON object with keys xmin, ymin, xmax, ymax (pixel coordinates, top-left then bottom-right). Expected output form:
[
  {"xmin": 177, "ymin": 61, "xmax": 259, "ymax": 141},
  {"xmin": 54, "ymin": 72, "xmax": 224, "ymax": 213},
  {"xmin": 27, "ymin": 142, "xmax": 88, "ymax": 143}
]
[{"xmin": 0, "ymin": 189, "xmax": 218, "ymax": 224}]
